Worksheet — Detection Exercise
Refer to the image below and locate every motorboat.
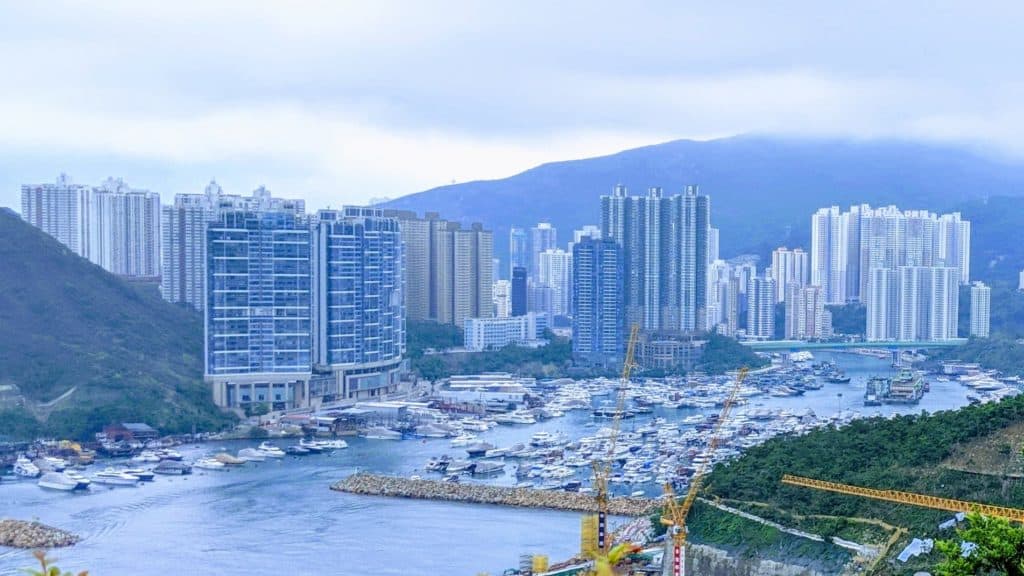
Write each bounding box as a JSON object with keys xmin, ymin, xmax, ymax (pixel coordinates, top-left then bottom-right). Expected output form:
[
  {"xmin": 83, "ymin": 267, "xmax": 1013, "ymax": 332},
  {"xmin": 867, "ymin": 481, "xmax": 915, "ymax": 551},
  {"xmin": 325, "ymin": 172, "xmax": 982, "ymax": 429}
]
[
  {"xmin": 465, "ymin": 442, "xmax": 496, "ymax": 458},
  {"xmin": 257, "ymin": 442, "xmax": 286, "ymax": 458},
  {"xmin": 34, "ymin": 456, "xmax": 68, "ymax": 472},
  {"xmin": 425, "ymin": 455, "xmax": 452, "ymax": 472},
  {"xmin": 450, "ymin": 434, "xmax": 478, "ymax": 447},
  {"xmin": 153, "ymin": 460, "xmax": 193, "ymax": 475},
  {"xmin": 493, "ymin": 410, "xmax": 536, "ymax": 425},
  {"xmin": 64, "ymin": 470, "xmax": 91, "ymax": 488},
  {"xmin": 414, "ymin": 424, "xmax": 450, "ymax": 438},
  {"xmin": 92, "ymin": 469, "xmax": 140, "ymax": 486},
  {"xmin": 298, "ymin": 438, "xmax": 324, "ymax": 453},
  {"xmin": 121, "ymin": 467, "xmax": 156, "ymax": 481},
  {"xmin": 156, "ymin": 449, "xmax": 184, "ymax": 461},
  {"xmin": 13, "ymin": 455, "xmax": 40, "ymax": 478},
  {"xmin": 193, "ymin": 457, "xmax": 226, "ymax": 470},
  {"xmin": 38, "ymin": 472, "xmax": 89, "ymax": 491},
  {"xmin": 445, "ymin": 460, "xmax": 474, "ymax": 474},
  {"xmin": 238, "ymin": 448, "xmax": 267, "ymax": 462},
  {"xmin": 362, "ymin": 427, "xmax": 402, "ymax": 440},
  {"xmin": 317, "ymin": 439, "xmax": 349, "ymax": 450},
  {"xmin": 470, "ymin": 461, "xmax": 505, "ymax": 476},
  {"xmin": 213, "ymin": 453, "xmax": 245, "ymax": 466},
  {"xmin": 286, "ymin": 445, "xmax": 311, "ymax": 456},
  {"xmin": 131, "ymin": 450, "xmax": 161, "ymax": 463}
]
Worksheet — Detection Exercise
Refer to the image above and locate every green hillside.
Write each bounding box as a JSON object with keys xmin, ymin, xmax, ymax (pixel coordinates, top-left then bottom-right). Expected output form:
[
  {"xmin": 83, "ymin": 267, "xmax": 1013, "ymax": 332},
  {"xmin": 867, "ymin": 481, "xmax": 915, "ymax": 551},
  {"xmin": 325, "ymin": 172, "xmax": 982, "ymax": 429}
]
[
  {"xmin": 0, "ymin": 209, "xmax": 233, "ymax": 439},
  {"xmin": 701, "ymin": 396, "xmax": 1024, "ymax": 574}
]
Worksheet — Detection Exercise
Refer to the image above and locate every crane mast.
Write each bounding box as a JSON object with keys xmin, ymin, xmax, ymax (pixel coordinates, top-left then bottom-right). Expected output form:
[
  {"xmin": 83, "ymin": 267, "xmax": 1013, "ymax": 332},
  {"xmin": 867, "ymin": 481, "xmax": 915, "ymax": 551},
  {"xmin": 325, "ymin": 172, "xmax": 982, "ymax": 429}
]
[{"xmin": 661, "ymin": 367, "xmax": 749, "ymax": 576}]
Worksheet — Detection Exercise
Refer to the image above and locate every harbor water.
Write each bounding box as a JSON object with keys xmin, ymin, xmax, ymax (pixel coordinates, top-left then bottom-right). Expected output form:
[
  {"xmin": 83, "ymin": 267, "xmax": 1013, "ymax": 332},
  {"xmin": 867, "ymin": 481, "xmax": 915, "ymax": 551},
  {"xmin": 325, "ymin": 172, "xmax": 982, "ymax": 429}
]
[{"xmin": 0, "ymin": 353, "xmax": 978, "ymax": 575}]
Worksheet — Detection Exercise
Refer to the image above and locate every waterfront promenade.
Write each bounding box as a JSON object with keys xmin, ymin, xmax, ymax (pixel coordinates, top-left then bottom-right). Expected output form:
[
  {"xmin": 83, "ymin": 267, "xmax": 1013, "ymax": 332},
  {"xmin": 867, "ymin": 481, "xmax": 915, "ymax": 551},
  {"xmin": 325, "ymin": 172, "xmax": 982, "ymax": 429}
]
[{"xmin": 333, "ymin": 472, "xmax": 658, "ymax": 516}]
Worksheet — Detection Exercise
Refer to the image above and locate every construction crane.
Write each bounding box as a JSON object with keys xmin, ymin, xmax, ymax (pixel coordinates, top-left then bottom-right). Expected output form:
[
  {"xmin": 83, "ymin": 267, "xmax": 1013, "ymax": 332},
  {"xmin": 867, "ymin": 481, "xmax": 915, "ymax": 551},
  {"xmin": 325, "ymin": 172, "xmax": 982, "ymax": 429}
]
[
  {"xmin": 781, "ymin": 474, "xmax": 1024, "ymax": 523},
  {"xmin": 660, "ymin": 367, "xmax": 749, "ymax": 576},
  {"xmin": 590, "ymin": 323, "xmax": 641, "ymax": 556}
]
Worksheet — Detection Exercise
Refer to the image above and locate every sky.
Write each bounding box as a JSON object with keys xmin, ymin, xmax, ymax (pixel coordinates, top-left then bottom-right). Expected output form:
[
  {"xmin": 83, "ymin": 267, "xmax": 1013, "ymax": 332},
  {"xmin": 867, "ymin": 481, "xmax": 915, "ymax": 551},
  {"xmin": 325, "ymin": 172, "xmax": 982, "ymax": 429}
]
[{"xmin": 2, "ymin": 1, "xmax": 1024, "ymax": 209}]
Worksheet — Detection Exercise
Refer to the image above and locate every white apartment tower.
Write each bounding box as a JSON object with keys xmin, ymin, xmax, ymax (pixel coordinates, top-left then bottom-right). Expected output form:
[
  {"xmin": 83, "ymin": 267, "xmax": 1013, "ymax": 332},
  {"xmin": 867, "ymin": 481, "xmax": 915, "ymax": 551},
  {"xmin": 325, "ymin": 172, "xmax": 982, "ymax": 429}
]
[
  {"xmin": 746, "ymin": 276, "xmax": 776, "ymax": 340},
  {"xmin": 867, "ymin": 266, "xmax": 959, "ymax": 341},
  {"xmin": 771, "ymin": 247, "xmax": 810, "ymax": 303},
  {"xmin": 538, "ymin": 248, "xmax": 572, "ymax": 317},
  {"xmin": 970, "ymin": 281, "xmax": 991, "ymax": 338}
]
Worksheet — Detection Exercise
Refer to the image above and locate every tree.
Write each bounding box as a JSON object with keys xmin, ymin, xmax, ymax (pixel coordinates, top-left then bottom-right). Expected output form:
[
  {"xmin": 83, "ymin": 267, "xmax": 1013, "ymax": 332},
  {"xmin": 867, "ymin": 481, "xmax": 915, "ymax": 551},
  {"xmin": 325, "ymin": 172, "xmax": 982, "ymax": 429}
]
[
  {"xmin": 23, "ymin": 550, "xmax": 88, "ymax": 576},
  {"xmin": 935, "ymin": 513, "xmax": 1024, "ymax": 576}
]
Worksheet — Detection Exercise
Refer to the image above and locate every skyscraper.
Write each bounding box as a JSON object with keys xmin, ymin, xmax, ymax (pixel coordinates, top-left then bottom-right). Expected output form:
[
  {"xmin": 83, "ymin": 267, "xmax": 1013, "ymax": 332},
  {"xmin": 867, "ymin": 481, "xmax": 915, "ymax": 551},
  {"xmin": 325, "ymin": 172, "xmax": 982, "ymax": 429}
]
[
  {"xmin": 811, "ymin": 206, "xmax": 846, "ymax": 304},
  {"xmin": 309, "ymin": 208, "xmax": 405, "ymax": 401},
  {"xmin": 784, "ymin": 284, "xmax": 831, "ymax": 340},
  {"xmin": 530, "ymin": 222, "xmax": 557, "ymax": 279},
  {"xmin": 572, "ymin": 237, "xmax": 623, "ymax": 368},
  {"xmin": 509, "ymin": 227, "xmax": 529, "ymax": 279},
  {"xmin": 770, "ymin": 247, "xmax": 810, "ymax": 303},
  {"xmin": 511, "ymin": 266, "xmax": 528, "ymax": 316},
  {"xmin": 385, "ymin": 211, "xmax": 492, "ymax": 327},
  {"xmin": 745, "ymin": 276, "xmax": 776, "ymax": 340},
  {"xmin": 20, "ymin": 173, "xmax": 90, "ymax": 255},
  {"xmin": 599, "ymin": 184, "xmax": 711, "ymax": 333},
  {"xmin": 708, "ymin": 227, "xmax": 720, "ymax": 263},
  {"xmin": 970, "ymin": 281, "xmax": 991, "ymax": 338},
  {"xmin": 538, "ymin": 248, "xmax": 572, "ymax": 317},
  {"xmin": 867, "ymin": 266, "xmax": 959, "ymax": 341},
  {"xmin": 492, "ymin": 280, "xmax": 511, "ymax": 318}
]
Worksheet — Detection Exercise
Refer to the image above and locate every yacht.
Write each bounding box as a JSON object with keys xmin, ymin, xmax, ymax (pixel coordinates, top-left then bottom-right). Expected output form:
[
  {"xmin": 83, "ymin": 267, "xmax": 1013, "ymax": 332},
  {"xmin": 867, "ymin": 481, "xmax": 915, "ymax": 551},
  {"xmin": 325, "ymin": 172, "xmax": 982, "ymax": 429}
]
[
  {"xmin": 494, "ymin": 410, "xmax": 536, "ymax": 425},
  {"xmin": 286, "ymin": 445, "xmax": 311, "ymax": 456},
  {"xmin": 156, "ymin": 449, "xmax": 184, "ymax": 461},
  {"xmin": 153, "ymin": 460, "xmax": 193, "ymax": 475},
  {"xmin": 213, "ymin": 453, "xmax": 245, "ymax": 466},
  {"xmin": 465, "ymin": 442, "xmax": 496, "ymax": 458},
  {"xmin": 92, "ymin": 469, "xmax": 140, "ymax": 486},
  {"xmin": 237, "ymin": 448, "xmax": 267, "ymax": 462},
  {"xmin": 193, "ymin": 457, "xmax": 226, "ymax": 470},
  {"xmin": 257, "ymin": 442, "xmax": 286, "ymax": 458},
  {"xmin": 362, "ymin": 427, "xmax": 402, "ymax": 440},
  {"xmin": 121, "ymin": 467, "xmax": 156, "ymax": 481},
  {"xmin": 38, "ymin": 472, "xmax": 89, "ymax": 491},
  {"xmin": 449, "ymin": 434, "xmax": 478, "ymax": 447},
  {"xmin": 317, "ymin": 439, "xmax": 349, "ymax": 450},
  {"xmin": 470, "ymin": 461, "xmax": 505, "ymax": 476},
  {"xmin": 13, "ymin": 455, "xmax": 40, "ymax": 478},
  {"xmin": 131, "ymin": 450, "xmax": 161, "ymax": 463},
  {"xmin": 34, "ymin": 456, "xmax": 68, "ymax": 472},
  {"xmin": 414, "ymin": 423, "xmax": 451, "ymax": 438},
  {"xmin": 298, "ymin": 438, "xmax": 325, "ymax": 453}
]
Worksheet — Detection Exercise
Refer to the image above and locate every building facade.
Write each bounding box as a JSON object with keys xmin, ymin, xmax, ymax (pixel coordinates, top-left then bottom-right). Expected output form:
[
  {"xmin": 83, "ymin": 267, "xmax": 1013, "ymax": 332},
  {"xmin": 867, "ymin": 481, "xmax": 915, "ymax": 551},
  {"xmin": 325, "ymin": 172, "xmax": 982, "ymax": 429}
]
[
  {"xmin": 511, "ymin": 266, "xmax": 528, "ymax": 316},
  {"xmin": 20, "ymin": 173, "xmax": 90, "ymax": 255},
  {"xmin": 530, "ymin": 222, "xmax": 557, "ymax": 280},
  {"xmin": 492, "ymin": 280, "xmax": 511, "ymax": 318},
  {"xmin": 572, "ymin": 237, "xmax": 624, "ymax": 368},
  {"xmin": 866, "ymin": 266, "xmax": 960, "ymax": 341},
  {"xmin": 538, "ymin": 248, "xmax": 572, "ymax": 317},
  {"xmin": 745, "ymin": 276, "xmax": 776, "ymax": 340},
  {"xmin": 463, "ymin": 312, "xmax": 548, "ymax": 351},
  {"xmin": 784, "ymin": 284, "xmax": 832, "ymax": 340},
  {"xmin": 970, "ymin": 281, "xmax": 991, "ymax": 338},
  {"xmin": 770, "ymin": 247, "xmax": 809, "ymax": 303},
  {"xmin": 509, "ymin": 227, "xmax": 529, "ymax": 279}
]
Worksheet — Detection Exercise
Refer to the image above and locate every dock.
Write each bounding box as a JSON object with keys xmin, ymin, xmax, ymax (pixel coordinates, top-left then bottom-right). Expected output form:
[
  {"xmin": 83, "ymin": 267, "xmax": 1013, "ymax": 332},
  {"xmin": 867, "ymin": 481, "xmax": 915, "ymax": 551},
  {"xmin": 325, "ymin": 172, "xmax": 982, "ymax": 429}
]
[{"xmin": 332, "ymin": 472, "xmax": 657, "ymax": 516}]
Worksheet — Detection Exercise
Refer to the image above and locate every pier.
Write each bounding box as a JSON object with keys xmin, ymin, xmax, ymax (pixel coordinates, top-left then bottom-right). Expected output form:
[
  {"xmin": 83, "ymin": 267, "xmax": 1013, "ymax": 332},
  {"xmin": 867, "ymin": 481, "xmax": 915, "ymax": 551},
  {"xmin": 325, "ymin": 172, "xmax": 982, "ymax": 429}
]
[{"xmin": 332, "ymin": 472, "xmax": 657, "ymax": 516}]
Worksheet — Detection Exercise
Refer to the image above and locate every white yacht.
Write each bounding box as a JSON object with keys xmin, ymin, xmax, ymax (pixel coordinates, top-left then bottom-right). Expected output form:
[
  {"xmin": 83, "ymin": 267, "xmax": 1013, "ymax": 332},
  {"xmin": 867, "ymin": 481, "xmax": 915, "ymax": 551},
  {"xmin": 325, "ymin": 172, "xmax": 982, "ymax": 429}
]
[
  {"xmin": 316, "ymin": 439, "xmax": 349, "ymax": 450},
  {"xmin": 237, "ymin": 448, "xmax": 267, "ymax": 462},
  {"xmin": 34, "ymin": 456, "xmax": 68, "ymax": 472},
  {"xmin": 38, "ymin": 472, "xmax": 89, "ymax": 491},
  {"xmin": 64, "ymin": 470, "xmax": 91, "ymax": 488},
  {"xmin": 92, "ymin": 469, "xmax": 140, "ymax": 486},
  {"xmin": 449, "ymin": 434, "xmax": 478, "ymax": 447},
  {"xmin": 193, "ymin": 457, "xmax": 226, "ymax": 470},
  {"xmin": 257, "ymin": 442, "xmax": 286, "ymax": 458},
  {"xmin": 131, "ymin": 450, "xmax": 161, "ymax": 463},
  {"xmin": 362, "ymin": 427, "xmax": 402, "ymax": 440},
  {"xmin": 121, "ymin": 467, "xmax": 156, "ymax": 481},
  {"xmin": 13, "ymin": 455, "xmax": 40, "ymax": 478},
  {"xmin": 494, "ymin": 410, "xmax": 536, "ymax": 425}
]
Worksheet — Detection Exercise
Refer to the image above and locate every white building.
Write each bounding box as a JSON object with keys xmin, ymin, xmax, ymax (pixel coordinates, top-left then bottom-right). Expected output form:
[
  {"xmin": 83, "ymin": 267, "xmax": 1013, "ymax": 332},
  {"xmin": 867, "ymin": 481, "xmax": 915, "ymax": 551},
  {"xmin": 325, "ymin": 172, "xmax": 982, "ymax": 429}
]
[
  {"xmin": 538, "ymin": 248, "xmax": 572, "ymax": 316},
  {"xmin": 20, "ymin": 173, "xmax": 90, "ymax": 255},
  {"xmin": 463, "ymin": 313, "xmax": 548, "ymax": 351},
  {"xmin": 437, "ymin": 373, "xmax": 532, "ymax": 407},
  {"xmin": 867, "ymin": 266, "xmax": 960, "ymax": 341},
  {"xmin": 1019, "ymin": 270, "xmax": 1024, "ymax": 291},
  {"xmin": 745, "ymin": 276, "xmax": 776, "ymax": 340},
  {"xmin": 970, "ymin": 281, "xmax": 991, "ymax": 338},
  {"xmin": 492, "ymin": 280, "xmax": 512, "ymax": 318},
  {"xmin": 771, "ymin": 247, "xmax": 810, "ymax": 303},
  {"xmin": 785, "ymin": 284, "xmax": 832, "ymax": 340}
]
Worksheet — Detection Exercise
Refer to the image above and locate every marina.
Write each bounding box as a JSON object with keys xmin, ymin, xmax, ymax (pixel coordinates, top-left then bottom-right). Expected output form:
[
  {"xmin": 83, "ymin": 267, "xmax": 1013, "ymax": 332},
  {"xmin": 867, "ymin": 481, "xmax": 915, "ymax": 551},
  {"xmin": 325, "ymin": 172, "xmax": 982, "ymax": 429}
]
[{"xmin": 0, "ymin": 352, "xmax": 1014, "ymax": 575}]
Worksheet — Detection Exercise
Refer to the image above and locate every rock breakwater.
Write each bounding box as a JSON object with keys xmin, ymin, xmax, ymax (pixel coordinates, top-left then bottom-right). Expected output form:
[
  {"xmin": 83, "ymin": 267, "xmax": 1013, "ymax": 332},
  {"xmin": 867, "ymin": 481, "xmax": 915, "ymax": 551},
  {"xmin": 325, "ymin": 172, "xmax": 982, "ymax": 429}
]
[
  {"xmin": 333, "ymin": 473, "xmax": 657, "ymax": 516},
  {"xmin": 0, "ymin": 519, "xmax": 79, "ymax": 549}
]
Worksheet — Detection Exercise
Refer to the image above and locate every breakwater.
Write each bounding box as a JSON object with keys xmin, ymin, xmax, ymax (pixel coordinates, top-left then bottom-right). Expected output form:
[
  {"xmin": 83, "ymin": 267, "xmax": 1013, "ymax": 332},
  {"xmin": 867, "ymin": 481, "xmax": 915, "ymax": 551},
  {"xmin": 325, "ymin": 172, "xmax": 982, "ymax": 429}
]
[
  {"xmin": 332, "ymin": 472, "xmax": 657, "ymax": 516},
  {"xmin": 0, "ymin": 519, "xmax": 79, "ymax": 549}
]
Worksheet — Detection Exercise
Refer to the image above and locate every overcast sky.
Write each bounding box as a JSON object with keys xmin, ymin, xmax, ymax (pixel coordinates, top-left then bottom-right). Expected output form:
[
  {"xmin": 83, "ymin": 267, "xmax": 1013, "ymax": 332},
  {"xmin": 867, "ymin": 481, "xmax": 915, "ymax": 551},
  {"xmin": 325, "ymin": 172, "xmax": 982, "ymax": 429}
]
[{"xmin": 2, "ymin": 1, "xmax": 1023, "ymax": 209}]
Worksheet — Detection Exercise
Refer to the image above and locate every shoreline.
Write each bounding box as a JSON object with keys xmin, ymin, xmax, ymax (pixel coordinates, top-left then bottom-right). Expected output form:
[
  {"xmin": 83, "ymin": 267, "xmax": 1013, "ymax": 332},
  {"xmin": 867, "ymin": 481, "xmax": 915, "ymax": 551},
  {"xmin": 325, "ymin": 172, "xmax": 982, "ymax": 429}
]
[{"xmin": 0, "ymin": 519, "xmax": 78, "ymax": 549}]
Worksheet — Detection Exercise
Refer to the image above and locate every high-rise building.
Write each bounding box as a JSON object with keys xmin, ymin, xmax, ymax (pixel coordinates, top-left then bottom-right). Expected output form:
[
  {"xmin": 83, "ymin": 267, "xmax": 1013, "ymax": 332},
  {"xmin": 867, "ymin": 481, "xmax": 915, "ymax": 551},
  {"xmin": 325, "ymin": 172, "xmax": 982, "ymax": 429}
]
[
  {"xmin": 511, "ymin": 266, "xmax": 528, "ymax": 316},
  {"xmin": 810, "ymin": 206, "xmax": 846, "ymax": 304},
  {"xmin": 309, "ymin": 208, "xmax": 405, "ymax": 402},
  {"xmin": 745, "ymin": 276, "xmax": 776, "ymax": 340},
  {"xmin": 493, "ymin": 280, "xmax": 511, "ymax": 318},
  {"xmin": 205, "ymin": 209, "xmax": 313, "ymax": 409},
  {"xmin": 572, "ymin": 237, "xmax": 623, "ymax": 367},
  {"xmin": 20, "ymin": 173, "xmax": 90, "ymax": 255},
  {"xmin": 509, "ymin": 227, "xmax": 529, "ymax": 279},
  {"xmin": 1019, "ymin": 270, "xmax": 1024, "ymax": 291},
  {"xmin": 161, "ymin": 182, "xmax": 304, "ymax": 311},
  {"xmin": 785, "ymin": 284, "xmax": 831, "ymax": 340},
  {"xmin": 573, "ymin": 225, "xmax": 602, "ymax": 244},
  {"xmin": 538, "ymin": 248, "xmax": 572, "ymax": 317},
  {"xmin": 599, "ymin": 184, "xmax": 711, "ymax": 333},
  {"xmin": 970, "ymin": 281, "xmax": 991, "ymax": 338},
  {"xmin": 708, "ymin": 227, "xmax": 720, "ymax": 263},
  {"xmin": 867, "ymin": 266, "xmax": 959, "ymax": 341},
  {"xmin": 385, "ymin": 211, "xmax": 492, "ymax": 327},
  {"xmin": 530, "ymin": 222, "xmax": 557, "ymax": 279},
  {"xmin": 771, "ymin": 247, "xmax": 810, "ymax": 303}
]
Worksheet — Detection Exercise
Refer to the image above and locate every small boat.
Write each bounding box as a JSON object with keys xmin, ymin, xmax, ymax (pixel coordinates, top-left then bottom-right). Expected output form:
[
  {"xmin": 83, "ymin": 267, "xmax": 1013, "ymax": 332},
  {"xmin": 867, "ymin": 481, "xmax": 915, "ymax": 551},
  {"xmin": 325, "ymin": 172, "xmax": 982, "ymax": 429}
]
[
  {"xmin": 156, "ymin": 449, "xmax": 184, "ymax": 461},
  {"xmin": 445, "ymin": 460, "xmax": 474, "ymax": 474},
  {"xmin": 38, "ymin": 472, "xmax": 88, "ymax": 491},
  {"xmin": 34, "ymin": 456, "xmax": 68, "ymax": 472},
  {"xmin": 213, "ymin": 453, "xmax": 245, "ymax": 466},
  {"xmin": 449, "ymin": 434, "xmax": 478, "ymax": 447},
  {"xmin": 92, "ymin": 469, "xmax": 140, "ymax": 486},
  {"xmin": 257, "ymin": 442, "xmax": 286, "ymax": 458},
  {"xmin": 121, "ymin": 468, "xmax": 156, "ymax": 481},
  {"xmin": 238, "ymin": 448, "xmax": 267, "ymax": 462},
  {"xmin": 153, "ymin": 460, "xmax": 193, "ymax": 475},
  {"xmin": 425, "ymin": 456, "xmax": 452, "ymax": 472},
  {"xmin": 131, "ymin": 450, "xmax": 161, "ymax": 463},
  {"xmin": 362, "ymin": 427, "xmax": 402, "ymax": 440},
  {"xmin": 286, "ymin": 445, "xmax": 311, "ymax": 456},
  {"xmin": 298, "ymin": 439, "xmax": 324, "ymax": 453},
  {"xmin": 470, "ymin": 461, "xmax": 505, "ymax": 476},
  {"xmin": 13, "ymin": 455, "xmax": 40, "ymax": 478},
  {"xmin": 64, "ymin": 470, "xmax": 91, "ymax": 488},
  {"xmin": 317, "ymin": 439, "xmax": 349, "ymax": 450},
  {"xmin": 193, "ymin": 457, "xmax": 226, "ymax": 470},
  {"xmin": 465, "ymin": 442, "xmax": 496, "ymax": 458}
]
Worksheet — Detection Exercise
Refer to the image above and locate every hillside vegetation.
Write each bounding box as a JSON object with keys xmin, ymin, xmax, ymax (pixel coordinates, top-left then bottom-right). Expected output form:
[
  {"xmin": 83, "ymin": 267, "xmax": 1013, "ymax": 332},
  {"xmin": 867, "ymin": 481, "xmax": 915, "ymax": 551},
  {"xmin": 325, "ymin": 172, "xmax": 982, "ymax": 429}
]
[{"xmin": 0, "ymin": 209, "xmax": 233, "ymax": 439}]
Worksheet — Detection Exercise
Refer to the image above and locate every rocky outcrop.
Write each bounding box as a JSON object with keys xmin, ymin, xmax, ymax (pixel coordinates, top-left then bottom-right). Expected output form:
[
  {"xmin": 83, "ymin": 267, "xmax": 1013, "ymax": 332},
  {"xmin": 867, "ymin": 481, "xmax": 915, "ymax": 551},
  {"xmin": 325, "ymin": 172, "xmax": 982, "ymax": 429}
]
[
  {"xmin": 0, "ymin": 519, "xmax": 78, "ymax": 549},
  {"xmin": 686, "ymin": 544, "xmax": 827, "ymax": 576}
]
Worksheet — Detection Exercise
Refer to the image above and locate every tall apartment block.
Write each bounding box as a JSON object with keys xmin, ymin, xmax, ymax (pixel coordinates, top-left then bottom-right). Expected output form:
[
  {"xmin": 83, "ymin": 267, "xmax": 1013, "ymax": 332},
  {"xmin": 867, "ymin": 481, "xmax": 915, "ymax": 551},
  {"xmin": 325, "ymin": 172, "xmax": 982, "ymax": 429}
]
[
  {"xmin": 600, "ymin": 184, "xmax": 711, "ymax": 333},
  {"xmin": 745, "ymin": 276, "xmax": 776, "ymax": 340},
  {"xmin": 511, "ymin": 266, "xmax": 528, "ymax": 316},
  {"xmin": 770, "ymin": 247, "xmax": 809, "ymax": 303},
  {"xmin": 970, "ymin": 281, "xmax": 991, "ymax": 338},
  {"xmin": 529, "ymin": 222, "xmax": 557, "ymax": 280},
  {"xmin": 22, "ymin": 174, "xmax": 160, "ymax": 280},
  {"xmin": 866, "ymin": 266, "xmax": 960, "ymax": 341},
  {"xmin": 509, "ymin": 227, "xmax": 529, "ymax": 279},
  {"xmin": 572, "ymin": 237, "xmax": 624, "ymax": 368},
  {"xmin": 784, "ymin": 284, "xmax": 832, "ymax": 340},
  {"xmin": 385, "ymin": 211, "xmax": 492, "ymax": 328},
  {"xmin": 538, "ymin": 248, "xmax": 572, "ymax": 317}
]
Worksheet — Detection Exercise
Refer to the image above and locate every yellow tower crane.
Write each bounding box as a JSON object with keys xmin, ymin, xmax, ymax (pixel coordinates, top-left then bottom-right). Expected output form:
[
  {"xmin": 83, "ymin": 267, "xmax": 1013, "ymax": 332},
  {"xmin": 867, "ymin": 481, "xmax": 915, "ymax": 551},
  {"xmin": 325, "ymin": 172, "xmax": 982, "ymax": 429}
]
[
  {"xmin": 660, "ymin": 367, "xmax": 749, "ymax": 576},
  {"xmin": 780, "ymin": 474, "xmax": 1024, "ymax": 523}
]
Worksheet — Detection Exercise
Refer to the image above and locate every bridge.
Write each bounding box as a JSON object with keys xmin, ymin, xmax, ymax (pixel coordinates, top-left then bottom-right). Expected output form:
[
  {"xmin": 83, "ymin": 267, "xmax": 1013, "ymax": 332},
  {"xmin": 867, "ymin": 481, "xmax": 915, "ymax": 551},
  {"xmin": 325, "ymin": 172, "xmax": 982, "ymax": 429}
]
[{"xmin": 740, "ymin": 339, "xmax": 967, "ymax": 351}]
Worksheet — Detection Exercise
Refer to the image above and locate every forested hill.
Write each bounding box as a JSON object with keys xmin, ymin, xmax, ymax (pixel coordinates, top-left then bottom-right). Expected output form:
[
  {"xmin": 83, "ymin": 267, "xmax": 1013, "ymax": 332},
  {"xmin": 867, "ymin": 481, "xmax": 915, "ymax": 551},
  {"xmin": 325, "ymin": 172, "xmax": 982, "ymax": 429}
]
[{"xmin": 0, "ymin": 208, "xmax": 232, "ymax": 439}]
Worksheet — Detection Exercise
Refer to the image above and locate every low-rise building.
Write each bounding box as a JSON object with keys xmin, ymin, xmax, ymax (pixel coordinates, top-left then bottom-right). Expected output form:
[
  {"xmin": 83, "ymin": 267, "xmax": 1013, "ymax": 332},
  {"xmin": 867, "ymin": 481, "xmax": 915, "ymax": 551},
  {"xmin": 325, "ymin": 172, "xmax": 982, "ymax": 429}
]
[
  {"xmin": 635, "ymin": 333, "xmax": 706, "ymax": 372},
  {"xmin": 463, "ymin": 313, "xmax": 548, "ymax": 351}
]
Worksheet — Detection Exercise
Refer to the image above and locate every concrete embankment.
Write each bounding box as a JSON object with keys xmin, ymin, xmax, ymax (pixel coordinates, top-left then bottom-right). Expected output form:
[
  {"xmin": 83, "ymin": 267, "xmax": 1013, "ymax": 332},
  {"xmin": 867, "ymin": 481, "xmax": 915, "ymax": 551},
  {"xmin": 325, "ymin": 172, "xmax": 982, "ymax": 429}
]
[
  {"xmin": 0, "ymin": 519, "xmax": 79, "ymax": 549},
  {"xmin": 332, "ymin": 472, "xmax": 657, "ymax": 516}
]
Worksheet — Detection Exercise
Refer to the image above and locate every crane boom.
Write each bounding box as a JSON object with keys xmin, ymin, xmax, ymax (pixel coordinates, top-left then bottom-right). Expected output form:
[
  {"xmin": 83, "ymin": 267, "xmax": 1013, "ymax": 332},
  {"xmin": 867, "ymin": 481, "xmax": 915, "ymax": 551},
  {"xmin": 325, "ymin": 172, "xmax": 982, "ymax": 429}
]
[{"xmin": 781, "ymin": 474, "xmax": 1024, "ymax": 523}]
